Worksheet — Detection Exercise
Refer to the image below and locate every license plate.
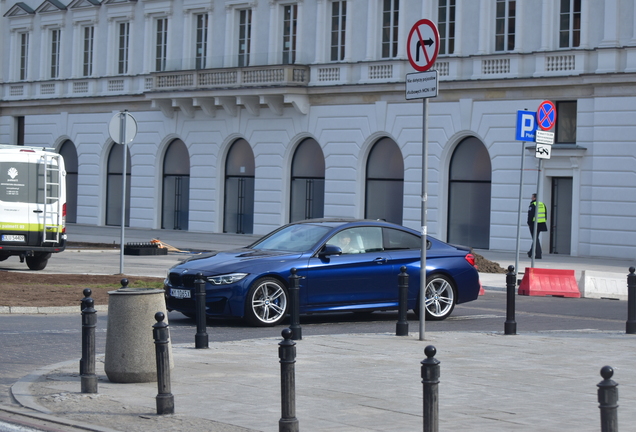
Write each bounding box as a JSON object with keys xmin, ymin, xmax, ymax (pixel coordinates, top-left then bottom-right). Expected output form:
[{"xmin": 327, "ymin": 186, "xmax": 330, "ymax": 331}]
[
  {"xmin": 1, "ymin": 235, "xmax": 25, "ymax": 242},
  {"xmin": 170, "ymin": 289, "xmax": 191, "ymax": 299}
]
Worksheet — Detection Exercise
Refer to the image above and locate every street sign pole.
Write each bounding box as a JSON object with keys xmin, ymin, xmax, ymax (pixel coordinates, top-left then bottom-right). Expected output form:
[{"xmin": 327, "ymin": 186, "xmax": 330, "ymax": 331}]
[
  {"xmin": 108, "ymin": 110, "xmax": 137, "ymax": 275},
  {"xmin": 514, "ymin": 142, "xmax": 527, "ymax": 278},
  {"xmin": 406, "ymin": 18, "xmax": 439, "ymax": 341},
  {"xmin": 419, "ymin": 97, "xmax": 428, "ymax": 341},
  {"xmin": 119, "ymin": 111, "xmax": 127, "ymax": 275},
  {"xmin": 531, "ymin": 159, "xmax": 543, "ymax": 268}
]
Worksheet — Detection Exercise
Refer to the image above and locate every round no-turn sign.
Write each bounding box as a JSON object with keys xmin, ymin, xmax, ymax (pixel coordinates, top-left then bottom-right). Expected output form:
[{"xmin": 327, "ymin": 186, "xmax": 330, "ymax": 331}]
[{"xmin": 407, "ymin": 19, "xmax": 440, "ymax": 72}]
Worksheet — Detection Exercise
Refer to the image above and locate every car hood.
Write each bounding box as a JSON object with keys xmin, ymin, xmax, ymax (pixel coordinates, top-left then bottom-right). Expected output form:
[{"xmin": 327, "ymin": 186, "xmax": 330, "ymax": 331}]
[{"xmin": 171, "ymin": 248, "xmax": 304, "ymax": 273}]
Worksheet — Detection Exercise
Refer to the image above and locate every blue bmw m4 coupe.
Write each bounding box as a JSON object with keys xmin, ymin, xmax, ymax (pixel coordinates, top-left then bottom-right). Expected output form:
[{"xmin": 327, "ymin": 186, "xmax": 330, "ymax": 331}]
[{"xmin": 164, "ymin": 219, "xmax": 480, "ymax": 326}]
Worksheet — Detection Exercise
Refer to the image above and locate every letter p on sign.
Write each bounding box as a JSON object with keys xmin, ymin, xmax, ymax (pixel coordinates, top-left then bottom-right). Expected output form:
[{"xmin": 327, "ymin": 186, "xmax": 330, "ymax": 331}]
[{"xmin": 516, "ymin": 110, "xmax": 537, "ymax": 141}]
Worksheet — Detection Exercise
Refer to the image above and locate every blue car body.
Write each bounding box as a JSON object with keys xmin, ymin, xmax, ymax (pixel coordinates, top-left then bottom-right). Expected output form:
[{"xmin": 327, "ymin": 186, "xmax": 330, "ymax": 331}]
[{"xmin": 164, "ymin": 219, "xmax": 480, "ymax": 325}]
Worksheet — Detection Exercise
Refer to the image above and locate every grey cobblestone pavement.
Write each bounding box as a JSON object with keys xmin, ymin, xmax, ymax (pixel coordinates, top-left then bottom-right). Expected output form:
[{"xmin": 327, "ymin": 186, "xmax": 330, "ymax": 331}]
[{"xmin": 9, "ymin": 331, "xmax": 636, "ymax": 432}]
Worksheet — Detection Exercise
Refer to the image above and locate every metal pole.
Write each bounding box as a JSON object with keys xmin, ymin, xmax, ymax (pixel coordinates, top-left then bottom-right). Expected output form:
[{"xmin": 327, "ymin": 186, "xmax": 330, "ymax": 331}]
[
  {"xmin": 530, "ymin": 159, "xmax": 542, "ymax": 267},
  {"xmin": 80, "ymin": 289, "xmax": 98, "ymax": 394},
  {"xmin": 504, "ymin": 265, "xmax": 517, "ymax": 335},
  {"xmin": 597, "ymin": 366, "xmax": 619, "ymax": 432},
  {"xmin": 119, "ymin": 111, "xmax": 127, "ymax": 275},
  {"xmin": 153, "ymin": 312, "xmax": 175, "ymax": 415},
  {"xmin": 514, "ymin": 140, "xmax": 527, "ymax": 277},
  {"xmin": 421, "ymin": 345, "xmax": 439, "ymax": 432},
  {"xmin": 396, "ymin": 266, "xmax": 409, "ymax": 336},
  {"xmin": 626, "ymin": 267, "xmax": 636, "ymax": 334},
  {"xmin": 289, "ymin": 268, "xmax": 302, "ymax": 341},
  {"xmin": 194, "ymin": 273, "xmax": 209, "ymax": 349},
  {"xmin": 420, "ymin": 98, "xmax": 428, "ymax": 341},
  {"xmin": 279, "ymin": 328, "xmax": 298, "ymax": 432}
]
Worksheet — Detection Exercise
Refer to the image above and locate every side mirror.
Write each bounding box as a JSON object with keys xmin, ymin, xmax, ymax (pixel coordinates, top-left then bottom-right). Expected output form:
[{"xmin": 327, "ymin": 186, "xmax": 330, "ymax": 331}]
[{"xmin": 319, "ymin": 244, "xmax": 342, "ymax": 258}]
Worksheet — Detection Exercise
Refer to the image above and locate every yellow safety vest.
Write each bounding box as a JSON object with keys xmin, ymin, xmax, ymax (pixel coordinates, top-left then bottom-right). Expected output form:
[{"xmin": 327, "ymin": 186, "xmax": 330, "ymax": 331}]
[{"xmin": 532, "ymin": 201, "xmax": 547, "ymax": 223}]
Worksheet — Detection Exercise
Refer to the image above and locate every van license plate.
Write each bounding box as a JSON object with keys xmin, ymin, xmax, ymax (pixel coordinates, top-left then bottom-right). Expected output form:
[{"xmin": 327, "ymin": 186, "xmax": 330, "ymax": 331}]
[
  {"xmin": 170, "ymin": 289, "xmax": 191, "ymax": 299},
  {"xmin": 1, "ymin": 235, "xmax": 25, "ymax": 242}
]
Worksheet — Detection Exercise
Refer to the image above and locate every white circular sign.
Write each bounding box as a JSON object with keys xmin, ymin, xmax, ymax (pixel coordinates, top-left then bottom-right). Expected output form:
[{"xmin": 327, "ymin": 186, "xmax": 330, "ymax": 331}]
[{"xmin": 108, "ymin": 112, "xmax": 138, "ymax": 144}]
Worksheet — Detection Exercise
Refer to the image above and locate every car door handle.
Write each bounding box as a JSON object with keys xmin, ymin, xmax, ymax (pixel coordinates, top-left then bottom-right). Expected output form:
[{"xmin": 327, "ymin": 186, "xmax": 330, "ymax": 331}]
[
  {"xmin": 33, "ymin": 210, "xmax": 43, "ymax": 213},
  {"xmin": 373, "ymin": 257, "xmax": 387, "ymax": 264}
]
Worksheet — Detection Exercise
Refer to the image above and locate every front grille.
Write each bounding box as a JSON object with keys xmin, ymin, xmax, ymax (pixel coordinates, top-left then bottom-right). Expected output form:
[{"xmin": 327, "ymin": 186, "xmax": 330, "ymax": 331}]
[{"xmin": 168, "ymin": 272, "xmax": 198, "ymax": 288}]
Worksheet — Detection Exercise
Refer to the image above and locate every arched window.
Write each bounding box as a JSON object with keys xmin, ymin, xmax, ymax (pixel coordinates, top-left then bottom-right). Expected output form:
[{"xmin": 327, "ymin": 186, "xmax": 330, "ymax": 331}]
[
  {"xmin": 105, "ymin": 144, "xmax": 131, "ymax": 226},
  {"xmin": 58, "ymin": 140, "xmax": 78, "ymax": 223},
  {"xmin": 365, "ymin": 138, "xmax": 404, "ymax": 225},
  {"xmin": 224, "ymin": 139, "xmax": 255, "ymax": 234},
  {"xmin": 447, "ymin": 137, "xmax": 492, "ymax": 249},
  {"xmin": 162, "ymin": 139, "xmax": 190, "ymax": 230},
  {"xmin": 290, "ymin": 139, "xmax": 325, "ymax": 222}
]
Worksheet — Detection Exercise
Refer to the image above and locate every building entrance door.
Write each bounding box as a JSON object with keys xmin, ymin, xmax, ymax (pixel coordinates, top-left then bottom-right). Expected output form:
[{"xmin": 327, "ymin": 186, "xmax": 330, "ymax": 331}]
[{"xmin": 550, "ymin": 177, "xmax": 572, "ymax": 254}]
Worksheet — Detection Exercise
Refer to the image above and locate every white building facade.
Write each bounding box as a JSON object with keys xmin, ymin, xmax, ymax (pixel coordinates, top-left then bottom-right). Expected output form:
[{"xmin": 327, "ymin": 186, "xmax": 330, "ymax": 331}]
[{"xmin": 1, "ymin": 0, "xmax": 635, "ymax": 259}]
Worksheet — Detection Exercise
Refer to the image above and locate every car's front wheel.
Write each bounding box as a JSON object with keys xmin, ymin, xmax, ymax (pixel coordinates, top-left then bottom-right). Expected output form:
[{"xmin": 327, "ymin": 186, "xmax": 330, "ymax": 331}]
[
  {"xmin": 244, "ymin": 277, "xmax": 289, "ymax": 327},
  {"xmin": 414, "ymin": 274, "xmax": 456, "ymax": 321}
]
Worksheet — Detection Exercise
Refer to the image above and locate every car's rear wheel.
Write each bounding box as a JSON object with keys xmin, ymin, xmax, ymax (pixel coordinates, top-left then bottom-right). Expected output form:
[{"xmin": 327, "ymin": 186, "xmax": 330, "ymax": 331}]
[
  {"xmin": 244, "ymin": 277, "xmax": 288, "ymax": 327},
  {"xmin": 414, "ymin": 274, "xmax": 456, "ymax": 321},
  {"xmin": 26, "ymin": 253, "xmax": 51, "ymax": 271}
]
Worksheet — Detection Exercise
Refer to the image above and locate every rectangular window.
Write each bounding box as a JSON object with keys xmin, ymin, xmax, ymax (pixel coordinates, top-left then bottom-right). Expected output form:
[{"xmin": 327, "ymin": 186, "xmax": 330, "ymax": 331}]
[
  {"xmin": 282, "ymin": 4, "xmax": 298, "ymax": 64},
  {"xmin": 156, "ymin": 18, "xmax": 168, "ymax": 72},
  {"xmin": 559, "ymin": 0, "xmax": 581, "ymax": 48},
  {"xmin": 82, "ymin": 26, "xmax": 94, "ymax": 77},
  {"xmin": 195, "ymin": 14, "xmax": 208, "ymax": 69},
  {"xmin": 238, "ymin": 9, "xmax": 252, "ymax": 67},
  {"xmin": 437, "ymin": 0, "xmax": 455, "ymax": 55},
  {"xmin": 495, "ymin": 0, "xmax": 515, "ymax": 52},
  {"xmin": 381, "ymin": 0, "xmax": 399, "ymax": 58},
  {"xmin": 19, "ymin": 32, "xmax": 29, "ymax": 81},
  {"xmin": 16, "ymin": 116, "xmax": 25, "ymax": 145},
  {"xmin": 118, "ymin": 22, "xmax": 129, "ymax": 75},
  {"xmin": 330, "ymin": 1, "xmax": 347, "ymax": 61},
  {"xmin": 556, "ymin": 101, "xmax": 577, "ymax": 143},
  {"xmin": 50, "ymin": 29, "xmax": 60, "ymax": 78}
]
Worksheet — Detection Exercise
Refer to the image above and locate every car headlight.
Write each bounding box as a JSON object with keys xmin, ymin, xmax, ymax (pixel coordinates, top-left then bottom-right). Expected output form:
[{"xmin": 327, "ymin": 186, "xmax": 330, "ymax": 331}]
[{"xmin": 207, "ymin": 273, "xmax": 248, "ymax": 285}]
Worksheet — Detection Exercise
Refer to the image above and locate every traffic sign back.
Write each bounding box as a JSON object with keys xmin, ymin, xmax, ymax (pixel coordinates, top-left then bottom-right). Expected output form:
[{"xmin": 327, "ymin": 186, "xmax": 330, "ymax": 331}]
[
  {"xmin": 537, "ymin": 100, "xmax": 556, "ymax": 131},
  {"xmin": 406, "ymin": 19, "xmax": 440, "ymax": 72}
]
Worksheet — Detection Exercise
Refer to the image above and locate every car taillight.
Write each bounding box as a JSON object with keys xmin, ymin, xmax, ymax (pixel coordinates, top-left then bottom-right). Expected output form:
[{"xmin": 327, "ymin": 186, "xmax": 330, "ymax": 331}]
[
  {"xmin": 62, "ymin": 203, "xmax": 66, "ymax": 233},
  {"xmin": 465, "ymin": 253, "xmax": 476, "ymax": 267}
]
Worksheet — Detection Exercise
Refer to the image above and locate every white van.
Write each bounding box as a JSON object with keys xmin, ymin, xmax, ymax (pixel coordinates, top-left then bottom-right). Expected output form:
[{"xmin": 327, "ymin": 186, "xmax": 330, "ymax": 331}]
[{"xmin": 0, "ymin": 145, "xmax": 67, "ymax": 270}]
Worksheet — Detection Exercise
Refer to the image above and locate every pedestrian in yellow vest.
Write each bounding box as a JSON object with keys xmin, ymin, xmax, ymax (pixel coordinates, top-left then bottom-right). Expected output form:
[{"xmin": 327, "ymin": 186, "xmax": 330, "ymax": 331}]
[{"xmin": 527, "ymin": 193, "xmax": 548, "ymax": 259}]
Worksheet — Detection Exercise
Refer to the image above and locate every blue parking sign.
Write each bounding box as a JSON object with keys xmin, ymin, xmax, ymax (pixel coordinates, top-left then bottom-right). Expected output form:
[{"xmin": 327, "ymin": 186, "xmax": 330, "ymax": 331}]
[{"xmin": 515, "ymin": 110, "xmax": 537, "ymax": 141}]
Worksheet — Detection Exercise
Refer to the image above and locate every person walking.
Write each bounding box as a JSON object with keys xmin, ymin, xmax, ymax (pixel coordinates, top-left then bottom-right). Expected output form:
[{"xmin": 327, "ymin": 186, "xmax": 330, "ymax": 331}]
[{"xmin": 527, "ymin": 193, "xmax": 547, "ymax": 259}]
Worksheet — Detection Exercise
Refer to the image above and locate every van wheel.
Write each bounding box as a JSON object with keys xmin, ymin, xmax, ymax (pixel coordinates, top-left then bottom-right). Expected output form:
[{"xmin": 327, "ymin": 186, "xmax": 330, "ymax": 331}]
[{"xmin": 26, "ymin": 253, "xmax": 51, "ymax": 270}]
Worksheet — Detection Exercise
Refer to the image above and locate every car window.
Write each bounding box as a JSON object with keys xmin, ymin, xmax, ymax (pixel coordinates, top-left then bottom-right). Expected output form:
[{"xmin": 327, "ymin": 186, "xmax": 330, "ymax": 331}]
[
  {"xmin": 252, "ymin": 224, "xmax": 331, "ymax": 252},
  {"xmin": 383, "ymin": 228, "xmax": 421, "ymax": 250},
  {"xmin": 326, "ymin": 227, "xmax": 383, "ymax": 254}
]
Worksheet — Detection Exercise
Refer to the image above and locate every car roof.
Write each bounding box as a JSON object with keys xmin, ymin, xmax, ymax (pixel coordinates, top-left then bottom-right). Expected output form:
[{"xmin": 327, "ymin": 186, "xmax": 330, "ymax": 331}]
[{"xmin": 290, "ymin": 218, "xmax": 418, "ymax": 232}]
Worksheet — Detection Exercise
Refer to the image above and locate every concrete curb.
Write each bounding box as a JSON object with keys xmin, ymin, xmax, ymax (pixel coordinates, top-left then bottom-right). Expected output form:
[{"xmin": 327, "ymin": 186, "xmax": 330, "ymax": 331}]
[
  {"xmin": 0, "ymin": 305, "xmax": 108, "ymax": 315},
  {"xmin": 10, "ymin": 357, "xmax": 122, "ymax": 432}
]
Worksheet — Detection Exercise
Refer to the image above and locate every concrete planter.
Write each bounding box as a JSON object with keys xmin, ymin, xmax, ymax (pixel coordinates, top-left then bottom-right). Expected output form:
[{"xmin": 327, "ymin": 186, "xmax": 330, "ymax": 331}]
[{"xmin": 104, "ymin": 288, "xmax": 173, "ymax": 383}]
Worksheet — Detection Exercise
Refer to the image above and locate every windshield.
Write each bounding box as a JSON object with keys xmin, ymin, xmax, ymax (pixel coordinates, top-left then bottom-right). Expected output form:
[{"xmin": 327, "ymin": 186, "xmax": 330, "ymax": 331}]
[{"xmin": 252, "ymin": 224, "xmax": 332, "ymax": 252}]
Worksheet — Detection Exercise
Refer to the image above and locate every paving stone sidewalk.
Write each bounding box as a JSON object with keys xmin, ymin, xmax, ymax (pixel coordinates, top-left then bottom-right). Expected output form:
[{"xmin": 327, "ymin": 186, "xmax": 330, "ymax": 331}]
[{"xmin": 11, "ymin": 331, "xmax": 636, "ymax": 432}]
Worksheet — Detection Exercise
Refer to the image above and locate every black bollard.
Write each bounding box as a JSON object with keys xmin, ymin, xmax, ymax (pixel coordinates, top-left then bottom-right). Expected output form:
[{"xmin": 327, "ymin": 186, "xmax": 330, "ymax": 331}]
[
  {"xmin": 153, "ymin": 312, "xmax": 175, "ymax": 415},
  {"xmin": 396, "ymin": 266, "xmax": 409, "ymax": 336},
  {"xmin": 626, "ymin": 267, "xmax": 636, "ymax": 334},
  {"xmin": 421, "ymin": 345, "xmax": 440, "ymax": 432},
  {"xmin": 194, "ymin": 273, "xmax": 209, "ymax": 349},
  {"xmin": 597, "ymin": 365, "xmax": 619, "ymax": 432},
  {"xmin": 80, "ymin": 289, "xmax": 98, "ymax": 393},
  {"xmin": 279, "ymin": 328, "xmax": 299, "ymax": 432},
  {"xmin": 79, "ymin": 288, "xmax": 92, "ymax": 375},
  {"xmin": 288, "ymin": 268, "xmax": 302, "ymax": 340},
  {"xmin": 504, "ymin": 265, "xmax": 517, "ymax": 335}
]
